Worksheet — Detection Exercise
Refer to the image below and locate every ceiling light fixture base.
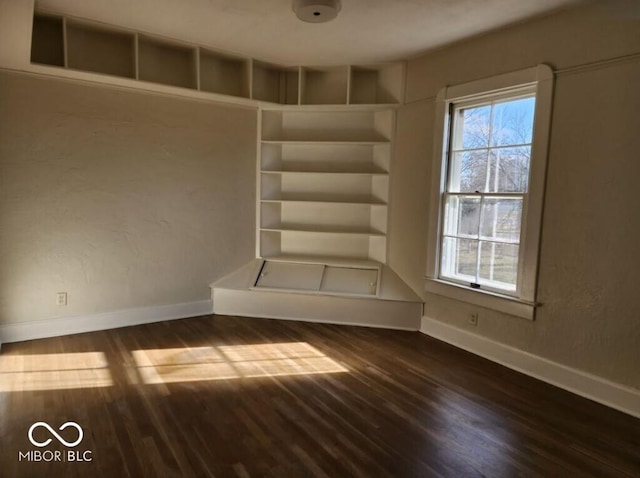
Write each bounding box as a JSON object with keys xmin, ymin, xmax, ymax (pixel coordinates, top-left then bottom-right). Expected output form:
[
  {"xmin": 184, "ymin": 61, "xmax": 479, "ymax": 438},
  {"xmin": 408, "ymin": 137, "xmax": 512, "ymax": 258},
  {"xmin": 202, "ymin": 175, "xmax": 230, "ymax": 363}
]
[{"xmin": 292, "ymin": 0, "xmax": 342, "ymax": 23}]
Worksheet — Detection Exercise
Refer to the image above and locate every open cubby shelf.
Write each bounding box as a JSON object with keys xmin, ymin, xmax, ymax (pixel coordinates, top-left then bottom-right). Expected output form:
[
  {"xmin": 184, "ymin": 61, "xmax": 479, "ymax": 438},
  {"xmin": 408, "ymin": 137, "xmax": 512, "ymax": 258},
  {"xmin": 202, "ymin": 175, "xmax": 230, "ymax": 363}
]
[
  {"xmin": 258, "ymin": 108, "xmax": 393, "ymax": 263},
  {"xmin": 30, "ymin": 12, "xmax": 404, "ymax": 105}
]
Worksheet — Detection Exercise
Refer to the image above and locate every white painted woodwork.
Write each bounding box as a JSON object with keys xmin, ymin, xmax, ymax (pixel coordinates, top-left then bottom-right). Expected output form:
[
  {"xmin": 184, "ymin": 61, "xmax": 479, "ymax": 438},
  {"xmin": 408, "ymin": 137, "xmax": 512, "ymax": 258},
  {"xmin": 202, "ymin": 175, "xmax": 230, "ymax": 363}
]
[
  {"xmin": 320, "ymin": 266, "xmax": 379, "ymax": 295},
  {"xmin": 255, "ymin": 261, "xmax": 325, "ymax": 290},
  {"xmin": 211, "ymin": 260, "xmax": 422, "ymax": 329},
  {"xmin": 30, "ymin": 12, "xmax": 404, "ymax": 106},
  {"xmin": 258, "ymin": 107, "xmax": 394, "ymax": 263}
]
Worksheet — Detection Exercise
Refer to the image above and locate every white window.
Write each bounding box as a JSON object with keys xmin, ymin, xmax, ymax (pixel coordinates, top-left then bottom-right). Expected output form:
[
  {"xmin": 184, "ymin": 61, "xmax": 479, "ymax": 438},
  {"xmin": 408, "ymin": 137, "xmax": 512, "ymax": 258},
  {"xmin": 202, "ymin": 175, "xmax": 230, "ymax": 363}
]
[{"xmin": 426, "ymin": 65, "xmax": 554, "ymax": 320}]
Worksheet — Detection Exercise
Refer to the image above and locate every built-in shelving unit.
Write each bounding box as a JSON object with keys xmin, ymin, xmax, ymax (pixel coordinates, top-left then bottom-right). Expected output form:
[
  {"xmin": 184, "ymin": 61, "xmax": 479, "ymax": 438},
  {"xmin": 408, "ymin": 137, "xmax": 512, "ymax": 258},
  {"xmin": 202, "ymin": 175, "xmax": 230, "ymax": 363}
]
[
  {"xmin": 258, "ymin": 107, "xmax": 394, "ymax": 264},
  {"xmin": 28, "ymin": 10, "xmax": 413, "ymax": 305},
  {"xmin": 30, "ymin": 12, "xmax": 404, "ymax": 106}
]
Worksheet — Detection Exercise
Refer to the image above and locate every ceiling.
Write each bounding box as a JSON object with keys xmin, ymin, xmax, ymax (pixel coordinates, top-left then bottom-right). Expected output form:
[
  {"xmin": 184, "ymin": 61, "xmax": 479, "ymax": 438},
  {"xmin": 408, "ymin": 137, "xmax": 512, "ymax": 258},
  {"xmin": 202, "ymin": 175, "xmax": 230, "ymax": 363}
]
[{"xmin": 36, "ymin": 0, "xmax": 584, "ymax": 65}]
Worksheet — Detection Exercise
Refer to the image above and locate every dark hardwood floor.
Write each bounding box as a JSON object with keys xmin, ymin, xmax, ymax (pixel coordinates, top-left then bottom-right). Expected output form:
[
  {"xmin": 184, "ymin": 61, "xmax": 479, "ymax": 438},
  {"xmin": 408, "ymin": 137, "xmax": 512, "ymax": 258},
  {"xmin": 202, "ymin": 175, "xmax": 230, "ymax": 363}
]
[{"xmin": 0, "ymin": 315, "xmax": 638, "ymax": 477}]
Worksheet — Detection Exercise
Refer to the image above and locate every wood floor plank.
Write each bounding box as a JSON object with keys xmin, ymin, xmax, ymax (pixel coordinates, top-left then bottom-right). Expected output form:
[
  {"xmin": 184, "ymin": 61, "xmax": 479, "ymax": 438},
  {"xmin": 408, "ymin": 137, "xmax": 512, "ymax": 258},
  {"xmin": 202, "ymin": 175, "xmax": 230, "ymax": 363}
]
[{"xmin": 0, "ymin": 314, "xmax": 638, "ymax": 477}]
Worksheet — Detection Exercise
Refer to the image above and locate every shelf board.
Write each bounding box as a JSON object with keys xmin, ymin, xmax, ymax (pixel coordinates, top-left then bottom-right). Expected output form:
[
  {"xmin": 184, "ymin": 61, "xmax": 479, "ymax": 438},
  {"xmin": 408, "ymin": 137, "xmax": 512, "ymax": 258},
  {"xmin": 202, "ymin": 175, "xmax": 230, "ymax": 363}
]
[
  {"xmin": 260, "ymin": 104, "xmax": 399, "ymax": 111},
  {"xmin": 261, "ymin": 140, "xmax": 390, "ymax": 146},
  {"xmin": 261, "ymin": 197, "xmax": 387, "ymax": 206},
  {"xmin": 261, "ymin": 254, "xmax": 382, "ymax": 268},
  {"xmin": 261, "ymin": 170, "xmax": 388, "ymax": 177},
  {"xmin": 261, "ymin": 225, "xmax": 386, "ymax": 236}
]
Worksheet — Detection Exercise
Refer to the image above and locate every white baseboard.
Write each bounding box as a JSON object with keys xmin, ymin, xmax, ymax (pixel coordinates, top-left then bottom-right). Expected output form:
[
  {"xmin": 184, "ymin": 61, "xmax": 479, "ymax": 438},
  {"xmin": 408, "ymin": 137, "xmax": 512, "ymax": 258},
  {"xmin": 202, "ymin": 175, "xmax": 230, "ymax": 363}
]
[
  {"xmin": 0, "ymin": 300, "xmax": 213, "ymax": 344},
  {"xmin": 420, "ymin": 317, "xmax": 640, "ymax": 419}
]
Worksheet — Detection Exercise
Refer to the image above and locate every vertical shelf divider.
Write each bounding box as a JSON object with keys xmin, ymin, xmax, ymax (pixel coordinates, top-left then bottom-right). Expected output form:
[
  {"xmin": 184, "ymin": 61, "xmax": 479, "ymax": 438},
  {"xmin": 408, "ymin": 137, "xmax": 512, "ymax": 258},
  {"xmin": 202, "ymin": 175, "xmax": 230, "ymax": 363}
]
[
  {"xmin": 195, "ymin": 46, "xmax": 201, "ymax": 91},
  {"xmin": 62, "ymin": 16, "xmax": 68, "ymax": 68},
  {"xmin": 346, "ymin": 65, "xmax": 353, "ymax": 105},
  {"xmin": 133, "ymin": 33, "xmax": 139, "ymax": 80}
]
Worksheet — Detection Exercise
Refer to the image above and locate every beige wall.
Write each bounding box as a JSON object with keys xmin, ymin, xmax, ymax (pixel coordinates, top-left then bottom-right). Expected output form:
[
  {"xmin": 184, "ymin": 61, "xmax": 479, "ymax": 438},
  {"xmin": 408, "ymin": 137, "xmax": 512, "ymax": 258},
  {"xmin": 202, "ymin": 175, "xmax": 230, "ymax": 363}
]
[
  {"xmin": 0, "ymin": 71, "xmax": 257, "ymax": 324},
  {"xmin": 390, "ymin": 4, "xmax": 640, "ymax": 389}
]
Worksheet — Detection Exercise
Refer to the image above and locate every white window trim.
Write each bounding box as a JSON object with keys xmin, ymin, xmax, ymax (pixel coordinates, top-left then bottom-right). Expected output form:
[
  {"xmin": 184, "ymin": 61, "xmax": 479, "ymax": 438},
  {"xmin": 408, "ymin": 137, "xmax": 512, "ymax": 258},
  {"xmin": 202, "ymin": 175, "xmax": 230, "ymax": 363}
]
[{"xmin": 425, "ymin": 64, "xmax": 554, "ymax": 320}]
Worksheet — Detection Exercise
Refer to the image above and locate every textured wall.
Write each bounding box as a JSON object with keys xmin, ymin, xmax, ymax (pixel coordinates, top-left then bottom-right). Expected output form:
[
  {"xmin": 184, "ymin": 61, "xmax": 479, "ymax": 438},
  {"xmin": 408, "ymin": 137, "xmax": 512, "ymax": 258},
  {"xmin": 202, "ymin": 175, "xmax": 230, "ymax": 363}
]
[
  {"xmin": 391, "ymin": 4, "xmax": 640, "ymax": 389},
  {"xmin": 0, "ymin": 71, "xmax": 257, "ymax": 324}
]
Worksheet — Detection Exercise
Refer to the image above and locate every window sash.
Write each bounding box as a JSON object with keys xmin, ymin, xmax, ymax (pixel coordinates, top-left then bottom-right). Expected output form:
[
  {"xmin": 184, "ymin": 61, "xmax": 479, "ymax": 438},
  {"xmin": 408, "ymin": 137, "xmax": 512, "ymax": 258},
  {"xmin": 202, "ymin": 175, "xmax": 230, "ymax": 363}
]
[{"xmin": 439, "ymin": 94, "xmax": 535, "ymax": 296}]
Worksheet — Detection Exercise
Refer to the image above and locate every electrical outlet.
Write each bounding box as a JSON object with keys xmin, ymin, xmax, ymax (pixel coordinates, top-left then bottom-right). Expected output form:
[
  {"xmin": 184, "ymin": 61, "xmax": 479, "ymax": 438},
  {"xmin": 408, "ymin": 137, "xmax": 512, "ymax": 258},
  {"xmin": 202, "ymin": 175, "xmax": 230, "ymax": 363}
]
[
  {"xmin": 56, "ymin": 292, "xmax": 67, "ymax": 306},
  {"xmin": 469, "ymin": 312, "xmax": 478, "ymax": 326}
]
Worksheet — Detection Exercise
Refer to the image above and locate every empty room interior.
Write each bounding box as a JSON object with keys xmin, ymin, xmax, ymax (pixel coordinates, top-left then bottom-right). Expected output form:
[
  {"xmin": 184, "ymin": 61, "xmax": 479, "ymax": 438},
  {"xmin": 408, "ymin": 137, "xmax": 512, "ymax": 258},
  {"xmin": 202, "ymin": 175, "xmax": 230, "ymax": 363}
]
[{"xmin": 0, "ymin": 0, "xmax": 639, "ymax": 476}]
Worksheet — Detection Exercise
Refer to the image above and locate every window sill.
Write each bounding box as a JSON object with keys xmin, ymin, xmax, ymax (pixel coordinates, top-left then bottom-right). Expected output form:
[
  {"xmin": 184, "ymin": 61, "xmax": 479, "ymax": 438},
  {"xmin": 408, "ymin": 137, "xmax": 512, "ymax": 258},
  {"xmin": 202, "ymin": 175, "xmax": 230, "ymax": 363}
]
[{"xmin": 424, "ymin": 278, "xmax": 537, "ymax": 320}]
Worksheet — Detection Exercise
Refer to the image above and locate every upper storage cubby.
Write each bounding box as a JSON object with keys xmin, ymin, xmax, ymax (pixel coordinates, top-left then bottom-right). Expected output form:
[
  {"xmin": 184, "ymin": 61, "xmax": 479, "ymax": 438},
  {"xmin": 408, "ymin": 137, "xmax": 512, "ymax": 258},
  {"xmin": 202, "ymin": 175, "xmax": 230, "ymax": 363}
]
[
  {"xmin": 301, "ymin": 66, "xmax": 349, "ymax": 105},
  {"xmin": 31, "ymin": 13, "xmax": 64, "ymax": 67},
  {"xmin": 349, "ymin": 64, "xmax": 404, "ymax": 105},
  {"xmin": 138, "ymin": 36, "xmax": 197, "ymax": 89},
  {"xmin": 261, "ymin": 109, "xmax": 393, "ymax": 143},
  {"xmin": 199, "ymin": 49, "xmax": 250, "ymax": 98},
  {"xmin": 252, "ymin": 61, "xmax": 299, "ymax": 104},
  {"xmin": 29, "ymin": 12, "xmax": 404, "ymax": 106},
  {"xmin": 66, "ymin": 22, "xmax": 135, "ymax": 78}
]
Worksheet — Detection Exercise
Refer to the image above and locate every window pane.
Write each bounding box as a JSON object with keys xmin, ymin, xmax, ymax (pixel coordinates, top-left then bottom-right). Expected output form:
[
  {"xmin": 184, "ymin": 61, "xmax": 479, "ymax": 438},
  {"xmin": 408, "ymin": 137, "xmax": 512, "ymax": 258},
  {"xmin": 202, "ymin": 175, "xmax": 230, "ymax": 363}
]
[
  {"xmin": 441, "ymin": 237, "xmax": 478, "ymax": 283},
  {"xmin": 480, "ymin": 198, "xmax": 523, "ymax": 243},
  {"xmin": 488, "ymin": 147, "xmax": 530, "ymax": 193},
  {"xmin": 490, "ymin": 96, "xmax": 535, "ymax": 147},
  {"xmin": 449, "ymin": 150, "xmax": 489, "ymax": 193},
  {"xmin": 478, "ymin": 242, "xmax": 519, "ymax": 290},
  {"xmin": 458, "ymin": 105, "xmax": 490, "ymax": 149},
  {"xmin": 444, "ymin": 195, "xmax": 480, "ymax": 237}
]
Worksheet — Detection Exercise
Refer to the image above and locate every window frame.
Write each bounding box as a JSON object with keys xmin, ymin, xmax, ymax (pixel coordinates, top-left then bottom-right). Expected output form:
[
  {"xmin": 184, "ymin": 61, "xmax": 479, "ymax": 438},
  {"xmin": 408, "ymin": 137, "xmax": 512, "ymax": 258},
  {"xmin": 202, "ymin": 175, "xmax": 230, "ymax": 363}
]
[{"xmin": 425, "ymin": 65, "xmax": 554, "ymax": 320}]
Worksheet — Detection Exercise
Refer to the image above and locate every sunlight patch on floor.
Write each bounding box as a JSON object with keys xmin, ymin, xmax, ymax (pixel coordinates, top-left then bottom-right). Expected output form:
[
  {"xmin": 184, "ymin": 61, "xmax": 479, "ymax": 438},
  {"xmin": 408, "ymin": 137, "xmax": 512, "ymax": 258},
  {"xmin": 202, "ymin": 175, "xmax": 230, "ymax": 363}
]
[
  {"xmin": 132, "ymin": 342, "xmax": 348, "ymax": 384},
  {"xmin": 0, "ymin": 352, "xmax": 113, "ymax": 391}
]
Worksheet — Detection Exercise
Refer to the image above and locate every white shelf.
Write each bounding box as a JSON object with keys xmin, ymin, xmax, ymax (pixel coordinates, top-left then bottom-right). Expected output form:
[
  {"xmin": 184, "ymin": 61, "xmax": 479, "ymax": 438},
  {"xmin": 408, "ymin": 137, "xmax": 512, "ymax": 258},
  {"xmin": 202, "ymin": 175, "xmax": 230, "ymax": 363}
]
[
  {"xmin": 261, "ymin": 226, "xmax": 386, "ymax": 236},
  {"xmin": 261, "ymin": 198, "xmax": 387, "ymax": 206},
  {"xmin": 261, "ymin": 170, "xmax": 388, "ymax": 177},
  {"xmin": 261, "ymin": 140, "xmax": 389, "ymax": 146},
  {"xmin": 261, "ymin": 110, "xmax": 393, "ymax": 142},
  {"xmin": 261, "ymin": 194, "xmax": 387, "ymax": 204},
  {"xmin": 261, "ymin": 142, "xmax": 390, "ymax": 174},
  {"xmin": 260, "ymin": 230, "xmax": 387, "ymax": 262},
  {"xmin": 258, "ymin": 107, "xmax": 393, "ymax": 263},
  {"xmin": 262, "ymin": 254, "xmax": 381, "ymax": 268},
  {"xmin": 30, "ymin": 12, "xmax": 404, "ymax": 106}
]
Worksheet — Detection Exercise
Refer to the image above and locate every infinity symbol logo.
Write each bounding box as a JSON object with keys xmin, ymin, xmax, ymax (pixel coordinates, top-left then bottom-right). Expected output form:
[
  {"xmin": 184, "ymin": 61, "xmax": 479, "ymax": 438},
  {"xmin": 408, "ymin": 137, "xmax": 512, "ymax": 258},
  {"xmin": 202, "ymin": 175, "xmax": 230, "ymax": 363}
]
[{"xmin": 28, "ymin": 422, "xmax": 84, "ymax": 448}]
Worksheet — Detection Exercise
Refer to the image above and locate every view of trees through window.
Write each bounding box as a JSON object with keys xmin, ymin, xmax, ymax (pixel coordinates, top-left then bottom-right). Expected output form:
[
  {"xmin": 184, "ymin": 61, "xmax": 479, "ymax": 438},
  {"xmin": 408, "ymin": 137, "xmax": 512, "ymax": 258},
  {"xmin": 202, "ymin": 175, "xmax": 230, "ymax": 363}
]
[{"xmin": 440, "ymin": 94, "xmax": 535, "ymax": 292}]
